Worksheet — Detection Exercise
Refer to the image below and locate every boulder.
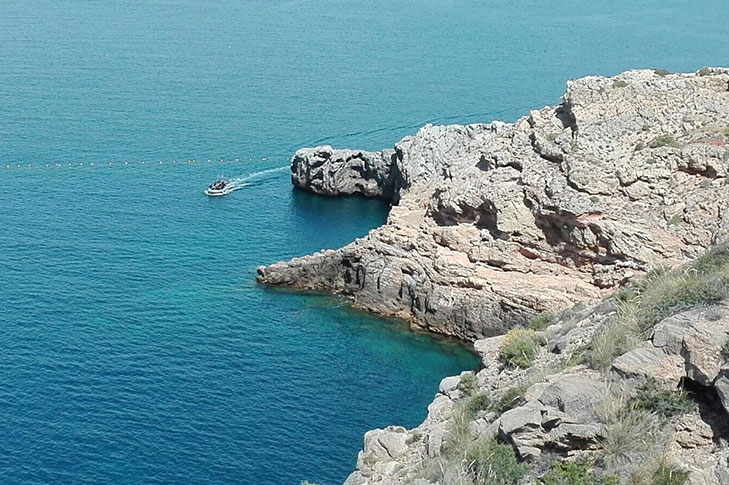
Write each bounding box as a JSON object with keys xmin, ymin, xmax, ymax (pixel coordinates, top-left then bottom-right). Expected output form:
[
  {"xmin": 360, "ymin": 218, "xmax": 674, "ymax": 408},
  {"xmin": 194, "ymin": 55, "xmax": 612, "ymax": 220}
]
[
  {"xmin": 537, "ymin": 374, "xmax": 605, "ymax": 421},
  {"xmin": 360, "ymin": 426, "xmax": 409, "ymax": 463},
  {"xmin": 611, "ymin": 346, "xmax": 685, "ymax": 388}
]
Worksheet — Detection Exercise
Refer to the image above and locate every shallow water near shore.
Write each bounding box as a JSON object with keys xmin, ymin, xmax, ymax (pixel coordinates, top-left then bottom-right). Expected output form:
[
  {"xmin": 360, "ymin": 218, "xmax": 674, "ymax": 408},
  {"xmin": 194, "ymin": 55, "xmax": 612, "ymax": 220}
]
[{"xmin": 2, "ymin": 0, "xmax": 729, "ymax": 483}]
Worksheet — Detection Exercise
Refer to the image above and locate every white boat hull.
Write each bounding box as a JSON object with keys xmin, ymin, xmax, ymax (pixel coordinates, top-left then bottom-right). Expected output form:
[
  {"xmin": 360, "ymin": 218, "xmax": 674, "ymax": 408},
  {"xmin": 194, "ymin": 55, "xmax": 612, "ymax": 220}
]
[{"xmin": 204, "ymin": 186, "xmax": 234, "ymax": 196}]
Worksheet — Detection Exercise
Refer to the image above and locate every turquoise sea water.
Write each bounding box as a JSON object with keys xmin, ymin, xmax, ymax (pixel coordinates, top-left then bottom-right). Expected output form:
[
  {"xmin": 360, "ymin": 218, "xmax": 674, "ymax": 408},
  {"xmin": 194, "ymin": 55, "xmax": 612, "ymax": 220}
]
[{"xmin": 2, "ymin": 1, "xmax": 728, "ymax": 484}]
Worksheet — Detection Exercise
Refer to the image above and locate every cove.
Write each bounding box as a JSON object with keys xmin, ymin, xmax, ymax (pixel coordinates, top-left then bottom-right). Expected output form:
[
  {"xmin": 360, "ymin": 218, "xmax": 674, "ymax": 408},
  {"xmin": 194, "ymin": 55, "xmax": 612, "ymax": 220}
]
[{"xmin": 2, "ymin": 0, "xmax": 728, "ymax": 484}]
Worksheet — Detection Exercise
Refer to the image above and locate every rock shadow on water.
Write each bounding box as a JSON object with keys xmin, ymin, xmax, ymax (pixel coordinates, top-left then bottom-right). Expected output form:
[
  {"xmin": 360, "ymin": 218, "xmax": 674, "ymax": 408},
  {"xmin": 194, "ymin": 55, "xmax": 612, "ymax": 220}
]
[{"xmin": 260, "ymin": 284, "xmax": 480, "ymax": 362}]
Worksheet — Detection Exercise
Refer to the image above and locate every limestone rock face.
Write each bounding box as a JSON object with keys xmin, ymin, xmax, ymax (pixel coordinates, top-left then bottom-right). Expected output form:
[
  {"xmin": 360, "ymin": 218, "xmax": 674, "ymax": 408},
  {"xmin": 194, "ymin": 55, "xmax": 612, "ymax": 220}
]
[
  {"xmin": 343, "ymin": 298, "xmax": 729, "ymax": 485},
  {"xmin": 497, "ymin": 373, "xmax": 605, "ymax": 460},
  {"xmin": 291, "ymin": 146, "xmax": 397, "ymax": 198},
  {"xmin": 259, "ymin": 68, "xmax": 729, "ymax": 340}
]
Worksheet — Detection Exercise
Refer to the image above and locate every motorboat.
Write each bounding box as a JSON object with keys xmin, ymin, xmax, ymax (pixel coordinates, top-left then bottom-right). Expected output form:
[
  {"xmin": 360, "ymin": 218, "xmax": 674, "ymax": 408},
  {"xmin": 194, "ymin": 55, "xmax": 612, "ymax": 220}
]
[{"xmin": 204, "ymin": 177, "xmax": 234, "ymax": 196}]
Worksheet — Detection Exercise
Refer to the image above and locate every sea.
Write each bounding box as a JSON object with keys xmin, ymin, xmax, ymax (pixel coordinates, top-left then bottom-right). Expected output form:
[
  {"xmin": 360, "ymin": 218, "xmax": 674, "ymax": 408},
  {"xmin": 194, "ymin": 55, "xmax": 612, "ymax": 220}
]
[{"xmin": 1, "ymin": 0, "xmax": 727, "ymax": 483}]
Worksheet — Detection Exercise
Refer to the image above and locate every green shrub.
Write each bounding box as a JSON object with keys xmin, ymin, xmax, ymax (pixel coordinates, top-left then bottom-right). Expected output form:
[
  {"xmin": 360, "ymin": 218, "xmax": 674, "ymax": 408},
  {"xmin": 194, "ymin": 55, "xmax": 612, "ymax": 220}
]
[
  {"xmin": 596, "ymin": 394, "xmax": 667, "ymax": 477},
  {"xmin": 492, "ymin": 386, "xmax": 527, "ymax": 414},
  {"xmin": 443, "ymin": 401, "xmax": 474, "ymax": 457},
  {"xmin": 667, "ymin": 213, "xmax": 683, "ymax": 225},
  {"xmin": 528, "ymin": 313, "xmax": 555, "ymax": 331},
  {"xmin": 537, "ymin": 461, "xmax": 619, "ymax": 485},
  {"xmin": 651, "ymin": 135, "xmax": 680, "ymax": 148},
  {"xmin": 614, "ymin": 285, "xmax": 638, "ymax": 304},
  {"xmin": 466, "ymin": 393, "xmax": 493, "ymax": 415},
  {"xmin": 599, "ymin": 408, "xmax": 661, "ymax": 469},
  {"xmin": 439, "ymin": 397, "xmax": 526, "ymax": 484},
  {"xmin": 459, "ymin": 372, "xmax": 478, "ymax": 396},
  {"xmin": 613, "ymin": 80, "xmax": 628, "ymax": 88},
  {"xmin": 500, "ymin": 329, "xmax": 542, "ymax": 368},
  {"xmin": 698, "ymin": 66, "xmax": 712, "ymax": 76},
  {"xmin": 465, "ymin": 438, "xmax": 526, "ymax": 485},
  {"xmin": 584, "ymin": 315, "xmax": 640, "ymax": 371},
  {"xmin": 653, "ymin": 69, "xmax": 670, "ymax": 77},
  {"xmin": 692, "ymin": 242, "xmax": 729, "ymax": 274},
  {"xmin": 652, "ymin": 462, "xmax": 689, "ymax": 485},
  {"xmin": 724, "ymin": 127, "xmax": 729, "ymax": 140},
  {"xmin": 631, "ymin": 381, "xmax": 696, "ymax": 418}
]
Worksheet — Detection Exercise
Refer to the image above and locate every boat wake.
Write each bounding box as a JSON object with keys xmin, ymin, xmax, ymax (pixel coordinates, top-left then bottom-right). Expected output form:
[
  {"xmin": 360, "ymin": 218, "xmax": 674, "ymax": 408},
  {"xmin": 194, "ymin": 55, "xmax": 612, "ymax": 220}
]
[
  {"xmin": 205, "ymin": 165, "xmax": 289, "ymax": 196},
  {"xmin": 233, "ymin": 165, "xmax": 289, "ymax": 184}
]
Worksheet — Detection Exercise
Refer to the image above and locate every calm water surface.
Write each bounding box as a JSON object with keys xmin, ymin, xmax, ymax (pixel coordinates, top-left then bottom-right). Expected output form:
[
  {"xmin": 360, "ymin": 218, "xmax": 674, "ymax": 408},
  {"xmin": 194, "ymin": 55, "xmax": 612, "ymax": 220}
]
[{"xmin": 1, "ymin": 0, "xmax": 728, "ymax": 483}]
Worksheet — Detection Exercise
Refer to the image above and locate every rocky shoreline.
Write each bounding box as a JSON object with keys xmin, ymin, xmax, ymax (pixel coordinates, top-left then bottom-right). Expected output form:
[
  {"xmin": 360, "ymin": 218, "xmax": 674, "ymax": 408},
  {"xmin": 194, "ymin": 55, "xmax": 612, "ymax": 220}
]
[
  {"xmin": 258, "ymin": 68, "xmax": 729, "ymax": 484},
  {"xmin": 258, "ymin": 68, "xmax": 729, "ymax": 341}
]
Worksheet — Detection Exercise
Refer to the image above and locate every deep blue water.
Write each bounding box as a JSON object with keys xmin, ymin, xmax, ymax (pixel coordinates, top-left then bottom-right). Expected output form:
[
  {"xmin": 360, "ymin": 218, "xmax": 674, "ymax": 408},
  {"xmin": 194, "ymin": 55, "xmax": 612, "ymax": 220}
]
[{"xmin": 1, "ymin": 0, "xmax": 728, "ymax": 484}]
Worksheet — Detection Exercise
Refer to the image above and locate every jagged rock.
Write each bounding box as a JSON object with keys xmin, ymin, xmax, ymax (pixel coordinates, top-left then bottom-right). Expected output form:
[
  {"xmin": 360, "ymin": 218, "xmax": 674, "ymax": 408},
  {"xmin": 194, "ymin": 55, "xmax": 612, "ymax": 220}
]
[
  {"xmin": 498, "ymin": 401, "xmax": 547, "ymax": 460},
  {"xmin": 537, "ymin": 373, "xmax": 605, "ymax": 422},
  {"xmin": 646, "ymin": 304, "xmax": 729, "ymax": 416},
  {"xmin": 259, "ymin": 68, "xmax": 729, "ymax": 341},
  {"xmin": 345, "ymin": 297, "xmax": 729, "ymax": 484},
  {"xmin": 714, "ymin": 371, "xmax": 729, "ymax": 417},
  {"xmin": 424, "ymin": 423, "xmax": 447, "ymax": 458},
  {"xmin": 438, "ymin": 375, "xmax": 460, "ymax": 396},
  {"xmin": 674, "ymin": 414, "xmax": 715, "ymax": 449},
  {"xmin": 358, "ymin": 426, "xmax": 409, "ymax": 465},
  {"xmin": 498, "ymin": 380, "xmax": 604, "ymax": 461},
  {"xmin": 667, "ymin": 442, "xmax": 729, "ymax": 485},
  {"xmin": 610, "ymin": 346, "xmax": 685, "ymax": 388},
  {"xmin": 682, "ymin": 318, "xmax": 729, "ymax": 387},
  {"xmin": 291, "ymin": 146, "xmax": 397, "ymax": 198}
]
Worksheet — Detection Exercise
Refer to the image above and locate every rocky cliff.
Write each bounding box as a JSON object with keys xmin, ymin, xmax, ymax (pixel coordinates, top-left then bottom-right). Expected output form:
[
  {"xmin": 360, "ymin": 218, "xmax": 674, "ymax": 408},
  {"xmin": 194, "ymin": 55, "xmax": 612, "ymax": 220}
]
[
  {"xmin": 258, "ymin": 68, "xmax": 729, "ymax": 341},
  {"xmin": 342, "ymin": 271, "xmax": 729, "ymax": 484}
]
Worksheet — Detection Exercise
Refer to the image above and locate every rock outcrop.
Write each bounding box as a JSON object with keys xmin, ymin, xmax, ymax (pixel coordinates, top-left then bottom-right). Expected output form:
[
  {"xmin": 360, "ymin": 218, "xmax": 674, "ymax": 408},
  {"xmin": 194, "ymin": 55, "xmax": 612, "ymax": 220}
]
[
  {"xmin": 258, "ymin": 68, "xmax": 729, "ymax": 341},
  {"xmin": 344, "ymin": 294, "xmax": 729, "ymax": 485}
]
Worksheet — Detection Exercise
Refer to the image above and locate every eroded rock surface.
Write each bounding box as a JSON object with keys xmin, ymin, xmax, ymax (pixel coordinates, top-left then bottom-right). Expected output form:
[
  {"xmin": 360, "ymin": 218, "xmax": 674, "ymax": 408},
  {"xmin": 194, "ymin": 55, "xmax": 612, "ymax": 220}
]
[
  {"xmin": 343, "ymin": 297, "xmax": 729, "ymax": 485},
  {"xmin": 259, "ymin": 68, "xmax": 729, "ymax": 340}
]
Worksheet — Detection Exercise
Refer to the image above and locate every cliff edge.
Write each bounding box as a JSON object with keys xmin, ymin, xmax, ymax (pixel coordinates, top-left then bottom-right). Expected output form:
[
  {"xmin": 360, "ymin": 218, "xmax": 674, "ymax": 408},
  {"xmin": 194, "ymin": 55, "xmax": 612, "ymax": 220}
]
[{"xmin": 258, "ymin": 68, "xmax": 729, "ymax": 341}]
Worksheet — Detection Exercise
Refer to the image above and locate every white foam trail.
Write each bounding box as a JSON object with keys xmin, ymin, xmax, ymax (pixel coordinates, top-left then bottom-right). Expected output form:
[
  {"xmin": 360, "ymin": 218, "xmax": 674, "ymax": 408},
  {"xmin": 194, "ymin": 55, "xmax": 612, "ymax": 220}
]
[{"xmin": 230, "ymin": 165, "xmax": 289, "ymax": 185}]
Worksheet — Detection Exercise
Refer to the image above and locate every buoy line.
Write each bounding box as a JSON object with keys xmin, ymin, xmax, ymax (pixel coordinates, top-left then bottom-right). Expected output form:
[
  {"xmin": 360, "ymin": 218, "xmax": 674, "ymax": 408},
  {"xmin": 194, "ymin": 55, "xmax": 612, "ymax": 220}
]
[{"xmin": 2, "ymin": 156, "xmax": 285, "ymax": 171}]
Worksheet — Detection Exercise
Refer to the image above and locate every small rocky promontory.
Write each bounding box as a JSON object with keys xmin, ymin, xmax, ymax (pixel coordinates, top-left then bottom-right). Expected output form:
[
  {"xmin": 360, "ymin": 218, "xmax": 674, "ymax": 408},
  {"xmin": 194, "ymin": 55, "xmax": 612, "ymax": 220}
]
[{"xmin": 258, "ymin": 68, "xmax": 729, "ymax": 341}]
